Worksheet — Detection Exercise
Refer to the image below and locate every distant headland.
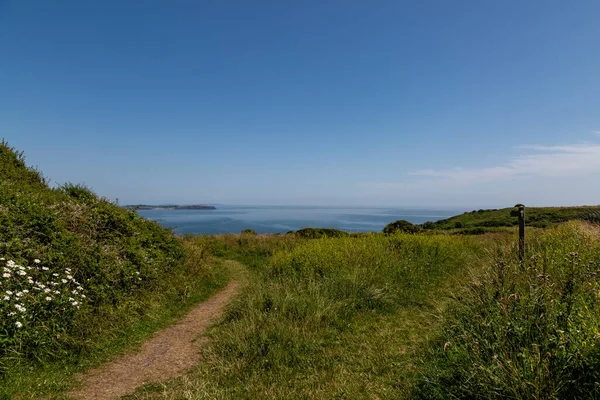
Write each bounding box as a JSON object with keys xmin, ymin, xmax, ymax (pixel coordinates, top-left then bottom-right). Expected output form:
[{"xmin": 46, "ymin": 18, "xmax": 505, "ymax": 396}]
[{"xmin": 123, "ymin": 204, "xmax": 217, "ymax": 210}]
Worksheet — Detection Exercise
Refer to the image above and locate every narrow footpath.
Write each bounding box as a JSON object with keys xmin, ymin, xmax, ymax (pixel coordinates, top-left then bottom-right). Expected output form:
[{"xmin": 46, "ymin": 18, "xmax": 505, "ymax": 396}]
[{"xmin": 69, "ymin": 260, "xmax": 245, "ymax": 400}]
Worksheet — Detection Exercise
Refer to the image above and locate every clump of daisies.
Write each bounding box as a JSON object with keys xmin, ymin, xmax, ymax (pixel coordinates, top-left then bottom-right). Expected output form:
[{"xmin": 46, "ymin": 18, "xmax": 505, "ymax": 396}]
[{"xmin": 0, "ymin": 257, "xmax": 87, "ymax": 332}]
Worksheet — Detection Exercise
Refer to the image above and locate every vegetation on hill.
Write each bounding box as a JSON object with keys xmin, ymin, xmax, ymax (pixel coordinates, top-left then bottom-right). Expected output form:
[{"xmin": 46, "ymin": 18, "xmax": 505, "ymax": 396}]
[
  {"xmin": 426, "ymin": 206, "xmax": 600, "ymax": 230},
  {"xmin": 381, "ymin": 206, "xmax": 600, "ymax": 236},
  {"xmin": 0, "ymin": 141, "xmax": 226, "ymax": 395}
]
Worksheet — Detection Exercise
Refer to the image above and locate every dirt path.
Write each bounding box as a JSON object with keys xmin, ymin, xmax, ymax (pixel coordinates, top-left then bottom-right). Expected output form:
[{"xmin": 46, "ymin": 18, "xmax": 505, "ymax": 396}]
[{"xmin": 69, "ymin": 266, "xmax": 241, "ymax": 400}]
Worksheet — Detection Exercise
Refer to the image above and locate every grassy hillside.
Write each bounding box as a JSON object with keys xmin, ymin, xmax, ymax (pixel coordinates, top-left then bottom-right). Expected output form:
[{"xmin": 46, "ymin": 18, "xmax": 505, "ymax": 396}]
[
  {"xmin": 425, "ymin": 206, "xmax": 600, "ymax": 230},
  {"xmin": 0, "ymin": 141, "xmax": 227, "ymax": 396}
]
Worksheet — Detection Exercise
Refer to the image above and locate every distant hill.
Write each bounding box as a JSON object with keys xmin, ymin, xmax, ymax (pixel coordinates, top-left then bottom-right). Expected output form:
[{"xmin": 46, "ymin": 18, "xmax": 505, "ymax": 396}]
[
  {"xmin": 383, "ymin": 206, "xmax": 600, "ymax": 235},
  {"xmin": 124, "ymin": 204, "xmax": 217, "ymax": 210},
  {"xmin": 427, "ymin": 206, "xmax": 600, "ymax": 230}
]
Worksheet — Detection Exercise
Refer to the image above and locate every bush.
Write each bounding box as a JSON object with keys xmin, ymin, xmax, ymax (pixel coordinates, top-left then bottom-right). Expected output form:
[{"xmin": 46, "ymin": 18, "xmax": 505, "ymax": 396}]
[
  {"xmin": 241, "ymin": 229, "xmax": 257, "ymax": 235},
  {"xmin": 294, "ymin": 228, "xmax": 350, "ymax": 239},
  {"xmin": 383, "ymin": 220, "xmax": 421, "ymax": 235},
  {"xmin": 0, "ymin": 141, "xmax": 194, "ymax": 371}
]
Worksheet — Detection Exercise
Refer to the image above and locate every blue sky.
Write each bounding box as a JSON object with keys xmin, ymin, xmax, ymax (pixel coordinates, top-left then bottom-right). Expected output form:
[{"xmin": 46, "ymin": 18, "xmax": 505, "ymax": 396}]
[{"xmin": 1, "ymin": 0, "xmax": 599, "ymax": 207}]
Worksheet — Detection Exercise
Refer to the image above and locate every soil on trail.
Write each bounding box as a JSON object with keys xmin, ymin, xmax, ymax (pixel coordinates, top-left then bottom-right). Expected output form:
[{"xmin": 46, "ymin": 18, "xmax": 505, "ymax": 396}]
[{"xmin": 69, "ymin": 277, "xmax": 240, "ymax": 400}]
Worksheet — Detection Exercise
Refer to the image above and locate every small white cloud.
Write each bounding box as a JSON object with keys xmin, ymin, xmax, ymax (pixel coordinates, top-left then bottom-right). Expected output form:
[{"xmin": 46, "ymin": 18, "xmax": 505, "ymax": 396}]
[{"xmin": 406, "ymin": 143, "xmax": 600, "ymax": 186}]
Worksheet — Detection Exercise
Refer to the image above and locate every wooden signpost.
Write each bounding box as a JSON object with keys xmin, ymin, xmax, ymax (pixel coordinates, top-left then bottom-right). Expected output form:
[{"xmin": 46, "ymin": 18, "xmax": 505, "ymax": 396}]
[{"xmin": 510, "ymin": 204, "xmax": 525, "ymax": 263}]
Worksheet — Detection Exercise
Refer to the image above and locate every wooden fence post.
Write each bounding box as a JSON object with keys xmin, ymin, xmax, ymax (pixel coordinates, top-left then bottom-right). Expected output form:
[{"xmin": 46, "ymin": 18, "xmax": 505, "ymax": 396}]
[{"xmin": 510, "ymin": 204, "xmax": 525, "ymax": 263}]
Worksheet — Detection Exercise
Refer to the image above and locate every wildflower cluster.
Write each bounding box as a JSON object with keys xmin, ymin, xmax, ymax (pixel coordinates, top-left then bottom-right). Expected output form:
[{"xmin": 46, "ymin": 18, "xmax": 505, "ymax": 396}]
[{"xmin": 0, "ymin": 257, "xmax": 86, "ymax": 333}]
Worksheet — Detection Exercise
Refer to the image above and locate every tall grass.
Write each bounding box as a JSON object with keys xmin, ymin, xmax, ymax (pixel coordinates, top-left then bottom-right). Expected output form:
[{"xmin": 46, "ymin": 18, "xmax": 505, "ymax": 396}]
[
  {"xmin": 414, "ymin": 222, "xmax": 600, "ymax": 399},
  {"xmin": 131, "ymin": 233, "xmax": 480, "ymax": 399}
]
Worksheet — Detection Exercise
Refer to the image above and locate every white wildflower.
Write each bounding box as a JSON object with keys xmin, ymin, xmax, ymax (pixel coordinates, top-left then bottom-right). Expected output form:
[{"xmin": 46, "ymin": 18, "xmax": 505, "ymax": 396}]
[
  {"xmin": 61, "ymin": 279, "xmax": 67, "ymax": 284},
  {"xmin": 15, "ymin": 321, "xmax": 23, "ymax": 328},
  {"xmin": 52, "ymin": 273, "xmax": 58, "ymax": 277},
  {"xmin": 81, "ymin": 294, "xmax": 86, "ymax": 298},
  {"xmin": 15, "ymin": 292, "xmax": 23, "ymax": 297},
  {"xmin": 8, "ymin": 311, "xmax": 16, "ymax": 316},
  {"xmin": 15, "ymin": 304, "xmax": 26, "ymax": 313},
  {"xmin": 45, "ymin": 296, "xmax": 52, "ymax": 301},
  {"xmin": 67, "ymin": 275, "xmax": 73, "ymax": 280},
  {"xmin": 6, "ymin": 291, "xmax": 13, "ymax": 295},
  {"xmin": 33, "ymin": 259, "xmax": 41, "ymax": 264},
  {"xmin": 2, "ymin": 273, "xmax": 10, "ymax": 278},
  {"xmin": 3, "ymin": 295, "xmax": 9, "ymax": 301},
  {"xmin": 72, "ymin": 301, "xmax": 79, "ymax": 306},
  {"xmin": 16, "ymin": 270, "xmax": 26, "ymax": 276},
  {"xmin": 42, "ymin": 267, "xmax": 49, "ymax": 271},
  {"xmin": 44, "ymin": 288, "xmax": 51, "ymax": 293},
  {"xmin": 54, "ymin": 290, "xmax": 60, "ymax": 294},
  {"xmin": 68, "ymin": 297, "xmax": 74, "ymax": 301}
]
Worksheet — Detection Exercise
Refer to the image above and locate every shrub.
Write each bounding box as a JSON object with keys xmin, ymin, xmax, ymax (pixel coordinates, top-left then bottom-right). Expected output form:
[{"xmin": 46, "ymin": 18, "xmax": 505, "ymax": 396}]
[
  {"xmin": 0, "ymin": 141, "xmax": 193, "ymax": 371},
  {"xmin": 294, "ymin": 228, "xmax": 350, "ymax": 239},
  {"xmin": 383, "ymin": 220, "xmax": 421, "ymax": 235},
  {"xmin": 241, "ymin": 229, "xmax": 257, "ymax": 235}
]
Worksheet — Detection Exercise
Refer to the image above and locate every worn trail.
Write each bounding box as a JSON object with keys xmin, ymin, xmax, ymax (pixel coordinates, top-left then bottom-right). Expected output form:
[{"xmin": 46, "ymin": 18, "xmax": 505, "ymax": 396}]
[{"xmin": 70, "ymin": 262, "xmax": 242, "ymax": 400}]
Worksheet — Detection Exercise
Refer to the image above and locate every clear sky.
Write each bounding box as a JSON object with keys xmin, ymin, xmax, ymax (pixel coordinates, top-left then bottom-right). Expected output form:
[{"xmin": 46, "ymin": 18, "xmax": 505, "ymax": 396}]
[{"xmin": 1, "ymin": 1, "xmax": 599, "ymax": 207}]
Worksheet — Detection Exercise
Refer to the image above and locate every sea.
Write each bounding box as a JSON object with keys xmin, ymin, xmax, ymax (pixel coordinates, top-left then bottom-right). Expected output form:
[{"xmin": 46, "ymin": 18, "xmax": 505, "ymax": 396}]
[{"xmin": 136, "ymin": 205, "xmax": 464, "ymax": 235}]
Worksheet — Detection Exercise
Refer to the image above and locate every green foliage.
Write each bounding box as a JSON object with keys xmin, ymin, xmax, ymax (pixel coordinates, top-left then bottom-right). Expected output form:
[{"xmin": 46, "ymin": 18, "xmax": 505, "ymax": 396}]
[
  {"xmin": 241, "ymin": 228, "xmax": 257, "ymax": 235},
  {"xmin": 414, "ymin": 223, "xmax": 600, "ymax": 399},
  {"xmin": 294, "ymin": 227, "xmax": 350, "ymax": 238},
  {"xmin": 425, "ymin": 206, "xmax": 600, "ymax": 231},
  {"xmin": 0, "ymin": 141, "xmax": 222, "ymax": 375},
  {"xmin": 383, "ymin": 219, "xmax": 421, "ymax": 235},
  {"xmin": 138, "ymin": 233, "xmax": 479, "ymax": 399}
]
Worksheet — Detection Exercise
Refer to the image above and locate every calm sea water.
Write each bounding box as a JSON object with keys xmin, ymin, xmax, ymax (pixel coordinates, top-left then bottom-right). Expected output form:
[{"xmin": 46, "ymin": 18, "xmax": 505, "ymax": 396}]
[{"xmin": 136, "ymin": 206, "xmax": 462, "ymax": 235}]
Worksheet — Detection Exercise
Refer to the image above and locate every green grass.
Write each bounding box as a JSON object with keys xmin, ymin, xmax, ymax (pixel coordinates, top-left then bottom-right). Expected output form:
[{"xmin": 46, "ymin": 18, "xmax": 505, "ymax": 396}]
[
  {"xmin": 1, "ymin": 238, "xmax": 229, "ymax": 400},
  {"xmin": 126, "ymin": 224, "xmax": 600, "ymax": 399},
  {"xmin": 127, "ymin": 232, "xmax": 483, "ymax": 399},
  {"xmin": 425, "ymin": 206, "xmax": 600, "ymax": 230},
  {"xmin": 414, "ymin": 222, "xmax": 600, "ymax": 399}
]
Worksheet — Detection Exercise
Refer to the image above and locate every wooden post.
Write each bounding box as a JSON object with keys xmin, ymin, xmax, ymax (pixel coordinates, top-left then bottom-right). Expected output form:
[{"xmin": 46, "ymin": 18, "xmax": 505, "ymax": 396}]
[{"xmin": 511, "ymin": 204, "xmax": 525, "ymax": 263}]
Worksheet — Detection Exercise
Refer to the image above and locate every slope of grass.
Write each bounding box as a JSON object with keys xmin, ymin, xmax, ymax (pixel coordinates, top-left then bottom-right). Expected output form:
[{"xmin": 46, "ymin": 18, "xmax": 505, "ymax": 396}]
[
  {"xmin": 0, "ymin": 141, "xmax": 228, "ymax": 398},
  {"xmin": 425, "ymin": 206, "xmax": 600, "ymax": 230}
]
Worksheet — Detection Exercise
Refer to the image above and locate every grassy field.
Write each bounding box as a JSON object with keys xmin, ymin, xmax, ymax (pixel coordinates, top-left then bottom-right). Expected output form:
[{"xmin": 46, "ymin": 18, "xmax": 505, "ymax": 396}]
[
  {"xmin": 122, "ymin": 223, "xmax": 600, "ymax": 399},
  {"xmin": 127, "ymin": 232, "xmax": 487, "ymax": 399}
]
